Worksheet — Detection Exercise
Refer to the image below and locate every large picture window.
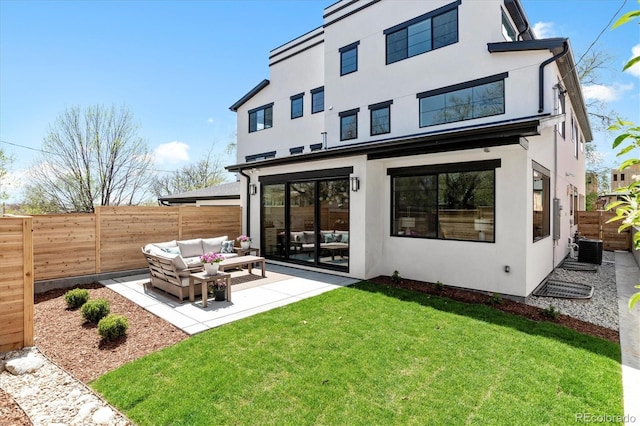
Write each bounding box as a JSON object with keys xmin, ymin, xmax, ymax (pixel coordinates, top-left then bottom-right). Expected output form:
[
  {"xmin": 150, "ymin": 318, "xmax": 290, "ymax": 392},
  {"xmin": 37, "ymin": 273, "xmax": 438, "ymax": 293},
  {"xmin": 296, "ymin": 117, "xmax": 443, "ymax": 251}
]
[
  {"xmin": 418, "ymin": 73, "xmax": 506, "ymax": 127},
  {"xmin": 533, "ymin": 162, "xmax": 550, "ymax": 242},
  {"xmin": 249, "ymin": 103, "xmax": 273, "ymax": 133},
  {"xmin": 390, "ymin": 160, "xmax": 498, "ymax": 242},
  {"xmin": 385, "ymin": 1, "xmax": 459, "ymax": 64}
]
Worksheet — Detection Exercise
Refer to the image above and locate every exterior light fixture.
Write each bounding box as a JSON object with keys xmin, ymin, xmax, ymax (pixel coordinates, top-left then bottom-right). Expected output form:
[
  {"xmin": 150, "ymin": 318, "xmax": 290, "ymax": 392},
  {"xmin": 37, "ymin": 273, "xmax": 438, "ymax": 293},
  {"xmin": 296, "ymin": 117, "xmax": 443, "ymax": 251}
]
[
  {"xmin": 249, "ymin": 183, "xmax": 257, "ymax": 195},
  {"xmin": 350, "ymin": 176, "xmax": 360, "ymax": 192}
]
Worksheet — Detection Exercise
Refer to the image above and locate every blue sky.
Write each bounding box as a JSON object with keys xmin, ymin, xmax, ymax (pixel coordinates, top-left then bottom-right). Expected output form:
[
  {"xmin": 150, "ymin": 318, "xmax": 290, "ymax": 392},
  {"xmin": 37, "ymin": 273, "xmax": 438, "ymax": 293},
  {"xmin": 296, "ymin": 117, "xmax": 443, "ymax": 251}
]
[{"xmin": 1, "ymin": 0, "xmax": 638, "ymax": 201}]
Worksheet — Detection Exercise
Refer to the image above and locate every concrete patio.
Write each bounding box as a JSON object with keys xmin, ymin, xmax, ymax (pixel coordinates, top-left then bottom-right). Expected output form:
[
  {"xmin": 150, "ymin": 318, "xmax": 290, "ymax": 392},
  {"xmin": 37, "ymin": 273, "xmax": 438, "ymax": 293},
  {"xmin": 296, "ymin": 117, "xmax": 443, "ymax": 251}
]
[{"xmin": 99, "ymin": 263, "xmax": 359, "ymax": 335}]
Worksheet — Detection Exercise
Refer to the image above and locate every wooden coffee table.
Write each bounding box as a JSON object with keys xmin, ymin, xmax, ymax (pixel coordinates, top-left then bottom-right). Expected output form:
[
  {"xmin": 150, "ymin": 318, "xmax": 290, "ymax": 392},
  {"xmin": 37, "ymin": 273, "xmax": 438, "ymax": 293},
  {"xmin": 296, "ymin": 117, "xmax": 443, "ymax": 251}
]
[
  {"xmin": 188, "ymin": 271, "xmax": 231, "ymax": 307},
  {"xmin": 219, "ymin": 255, "xmax": 266, "ymax": 277}
]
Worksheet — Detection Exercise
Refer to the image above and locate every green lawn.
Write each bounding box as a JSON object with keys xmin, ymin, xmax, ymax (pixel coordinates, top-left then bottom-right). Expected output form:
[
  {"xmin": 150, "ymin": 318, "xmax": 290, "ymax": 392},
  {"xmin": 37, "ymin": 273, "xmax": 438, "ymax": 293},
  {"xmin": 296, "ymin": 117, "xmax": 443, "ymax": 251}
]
[{"xmin": 92, "ymin": 281, "xmax": 623, "ymax": 425}]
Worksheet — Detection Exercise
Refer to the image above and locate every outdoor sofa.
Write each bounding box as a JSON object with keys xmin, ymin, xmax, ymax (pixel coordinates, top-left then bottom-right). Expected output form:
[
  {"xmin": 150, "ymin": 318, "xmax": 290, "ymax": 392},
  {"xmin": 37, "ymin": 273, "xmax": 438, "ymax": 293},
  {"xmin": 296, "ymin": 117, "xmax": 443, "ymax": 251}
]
[{"xmin": 141, "ymin": 236, "xmax": 238, "ymax": 301}]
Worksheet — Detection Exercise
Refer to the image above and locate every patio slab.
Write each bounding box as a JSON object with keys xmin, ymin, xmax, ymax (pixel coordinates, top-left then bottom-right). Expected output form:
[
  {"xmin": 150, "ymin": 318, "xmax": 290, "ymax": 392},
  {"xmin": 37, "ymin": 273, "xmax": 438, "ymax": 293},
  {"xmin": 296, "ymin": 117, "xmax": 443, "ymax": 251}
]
[{"xmin": 99, "ymin": 264, "xmax": 359, "ymax": 335}]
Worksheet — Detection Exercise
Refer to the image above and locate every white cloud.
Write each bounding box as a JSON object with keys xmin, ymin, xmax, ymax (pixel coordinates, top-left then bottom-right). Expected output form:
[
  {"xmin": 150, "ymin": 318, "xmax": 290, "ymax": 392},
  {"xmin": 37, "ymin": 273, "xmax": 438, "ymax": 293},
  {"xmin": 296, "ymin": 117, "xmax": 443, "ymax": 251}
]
[
  {"xmin": 582, "ymin": 83, "xmax": 634, "ymax": 102},
  {"xmin": 154, "ymin": 141, "xmax": 190, "ymax": 165},
  {"xmin": 532, "ymin": 22, "xmax": 557, "ymax": 39},
  {"xmin": 626, "ymin": 44, "xmax": 640, "ymax": 77},
  {"xmin": 207, "ymin": 117, "xmax": 214, "ymax": 124}
]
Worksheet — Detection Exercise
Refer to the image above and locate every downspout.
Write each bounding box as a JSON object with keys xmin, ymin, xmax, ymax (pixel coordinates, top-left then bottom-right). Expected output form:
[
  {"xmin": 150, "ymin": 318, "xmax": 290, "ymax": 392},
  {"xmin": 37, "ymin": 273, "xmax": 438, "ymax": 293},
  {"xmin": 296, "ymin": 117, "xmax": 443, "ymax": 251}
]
[
  {"xmin": 239, "ymin": 169, "xmax": 251, "ymax": 237},
  {"xmin": 538, "ymin": 41, "xmax": 568, "ymax": 113}
]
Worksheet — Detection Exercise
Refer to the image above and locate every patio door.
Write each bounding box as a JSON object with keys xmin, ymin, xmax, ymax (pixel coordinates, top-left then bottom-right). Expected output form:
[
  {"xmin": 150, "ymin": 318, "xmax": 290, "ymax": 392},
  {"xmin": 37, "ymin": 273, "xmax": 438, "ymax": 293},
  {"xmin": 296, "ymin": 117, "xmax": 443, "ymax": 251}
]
[{"xmin": 260, "ymin": 170, "xmax": 351, "ymax": 272}]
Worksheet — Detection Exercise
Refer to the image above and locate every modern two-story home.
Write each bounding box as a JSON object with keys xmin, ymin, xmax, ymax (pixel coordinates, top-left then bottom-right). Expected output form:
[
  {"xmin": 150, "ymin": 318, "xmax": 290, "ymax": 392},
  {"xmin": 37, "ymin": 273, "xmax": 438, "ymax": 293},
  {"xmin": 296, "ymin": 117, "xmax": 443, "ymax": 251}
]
[{"xmin": 228, "ymin": 0, "xmax": 591, "ymax": 299}]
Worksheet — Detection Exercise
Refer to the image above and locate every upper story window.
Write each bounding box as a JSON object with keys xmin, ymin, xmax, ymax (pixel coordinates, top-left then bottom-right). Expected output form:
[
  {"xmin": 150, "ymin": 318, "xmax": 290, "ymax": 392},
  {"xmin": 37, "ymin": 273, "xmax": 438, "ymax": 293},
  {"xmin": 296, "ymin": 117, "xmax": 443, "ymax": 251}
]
[
  {"xmin": 369, "ymin": 100, "xmax": 393, "ymax": 136},
  {"xmin": 339, "ymin": 108, "xmax": 359, "ymax": 141},
  {"xmin": 385, "ymin": 0, "xmax": 460, "ymax": 65},
  {"xmin": 340, "ymin": 41, "xmax": 359, "ymax": 75},
  {"xmin": 249, "ymin": 103, "xmax": 273, "ymax": 133},
  {"xmin": 501, "ymin": 9, "xmax": 516, "ymax": 41},
  {"xmin": 417, "ymin": 73, "xmax": 506, "ymax": 127},
  {"xmin": 291, "ymin": 93, "xmax": 304, "ymax": 119},
  {"xmin": 557, "ymin": 81, "xmax": 566, "ymax": 139},
  {"xmin": 311, "ymin": 87, "xmax": 324, "ymax": 113}
]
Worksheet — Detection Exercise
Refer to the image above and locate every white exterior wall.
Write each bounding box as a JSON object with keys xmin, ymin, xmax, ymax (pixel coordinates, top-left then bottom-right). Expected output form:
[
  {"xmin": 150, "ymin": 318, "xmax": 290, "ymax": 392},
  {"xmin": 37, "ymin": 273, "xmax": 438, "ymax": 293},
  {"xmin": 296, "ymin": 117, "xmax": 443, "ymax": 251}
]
[{"xmin": 231, "ymin": 0, "xmax": 589, "ymax": 298}]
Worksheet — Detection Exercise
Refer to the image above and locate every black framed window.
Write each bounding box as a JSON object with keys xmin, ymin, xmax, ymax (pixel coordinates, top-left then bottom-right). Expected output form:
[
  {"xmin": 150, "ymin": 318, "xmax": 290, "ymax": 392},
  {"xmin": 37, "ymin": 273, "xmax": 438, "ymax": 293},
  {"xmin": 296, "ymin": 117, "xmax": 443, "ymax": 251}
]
[
  {"xmin": 291, "ymin": 93, "xmax": 303, "ymax": 119},
  {"xmin": 389, "ymin": 160, "xmax": 498, "ymax": 242},
  {"xmin": 249, "ymin": 103, "xmax": 273, "ymax": 133},
  {"xmin": 311, "ymin": 87, "xmax": 324, "ymax": 114},
  {"xmin": 558, "ymin": 83, "xmax": 566, "ymax": 139},
  {"xmin": 369, "ymin": 100, "xmax": 392, "ymax": 136},
  {"xmin": 385, "ymin": 1, "xmax": 459, "ymax": 64},
  {"xmin": 533, "ymin": 162, "xmax": 550, "ymax": 242},
  {"xmin": 501, "ymin": 9, "xmax": 516, "ymax": 41},
  {"xmin": 339, "ymin": 108, "xmax": 359, "ymax": 141},
  {"xmin": 340, "ymin": 41, "xmax": 359, "ymax": 75},
  {"xmin": 418, "ymin": 73, "xmax": 506, "ymax": 127}
]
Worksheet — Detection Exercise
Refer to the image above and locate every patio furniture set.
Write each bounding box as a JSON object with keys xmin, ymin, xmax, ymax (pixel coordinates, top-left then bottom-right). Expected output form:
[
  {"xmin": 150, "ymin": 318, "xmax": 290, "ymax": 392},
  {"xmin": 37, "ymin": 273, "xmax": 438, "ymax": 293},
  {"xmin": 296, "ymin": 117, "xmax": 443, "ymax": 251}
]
[{"xmin": 141, "ymin": 236, "xmax": 265, "ymax": 307}]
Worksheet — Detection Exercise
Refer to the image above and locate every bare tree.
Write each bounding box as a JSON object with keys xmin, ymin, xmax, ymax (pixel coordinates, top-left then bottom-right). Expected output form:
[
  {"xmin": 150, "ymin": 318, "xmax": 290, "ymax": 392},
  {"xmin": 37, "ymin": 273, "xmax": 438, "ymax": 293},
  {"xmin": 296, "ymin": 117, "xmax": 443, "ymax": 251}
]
[
  {"xmin": 152, "ymin": 149, "xmax": 228, "ymax": 197},
  {"xmin": 0, "ymin": 147, "xmax": 12, "ymax": 201},
  {"xmin": 27, "ymin": 104, "xmax": 153, "ymax": 212},
  {"xmin": 575, "ymin": 48, "xmax": 619, "ymax": 131}
]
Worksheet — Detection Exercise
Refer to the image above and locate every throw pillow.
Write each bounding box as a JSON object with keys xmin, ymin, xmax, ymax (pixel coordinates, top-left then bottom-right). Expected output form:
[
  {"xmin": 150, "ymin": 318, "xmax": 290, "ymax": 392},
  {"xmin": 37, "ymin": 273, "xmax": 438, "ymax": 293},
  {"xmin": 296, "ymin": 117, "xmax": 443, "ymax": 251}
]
[
  {"xmin": 340, "ymin": 233, "xmax": 349, "ymax": 244},
  {"xmin": 323, "ymin": 233, "xmax": 335, "ymax": 243},
  {"xmin": 202, "ymin": 236, "xmax": 227, "ymax": 254},
  {"xmin": 221, "ymin": 240, "xmax": 235, "ymax": 254},
  {"xmin": 161, "ymin": 246, "xmax": 181, "ymax": 255},
  {"xmin": 177, "ymin": 239, "xmax": 203, "ymax": 258}
]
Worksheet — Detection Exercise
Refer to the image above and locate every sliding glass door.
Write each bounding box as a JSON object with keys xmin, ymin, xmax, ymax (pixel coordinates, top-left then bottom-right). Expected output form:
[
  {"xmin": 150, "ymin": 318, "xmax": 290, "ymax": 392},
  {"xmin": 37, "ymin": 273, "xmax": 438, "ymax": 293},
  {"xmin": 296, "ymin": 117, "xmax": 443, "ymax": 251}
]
[{"xmin": 261, "ymin": 175, "xmax": 350, "ymax": 271}]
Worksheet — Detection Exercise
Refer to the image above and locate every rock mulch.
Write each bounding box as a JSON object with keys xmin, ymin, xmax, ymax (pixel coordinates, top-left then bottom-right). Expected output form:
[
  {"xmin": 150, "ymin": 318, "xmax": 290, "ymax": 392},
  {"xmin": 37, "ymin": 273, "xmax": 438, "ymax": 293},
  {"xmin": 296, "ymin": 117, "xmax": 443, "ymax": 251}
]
[{"xmin": 0, "ymin": 347, "xmax": 130, "ymax": 425}]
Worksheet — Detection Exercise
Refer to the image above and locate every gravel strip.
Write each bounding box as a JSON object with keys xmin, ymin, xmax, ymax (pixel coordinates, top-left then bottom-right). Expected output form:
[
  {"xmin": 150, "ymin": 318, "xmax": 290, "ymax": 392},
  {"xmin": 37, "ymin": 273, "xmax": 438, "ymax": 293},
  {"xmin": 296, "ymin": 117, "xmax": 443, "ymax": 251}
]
[
  {"xmin": 527, "ymin": 250, "xmax": 619, "ymax": 331},
  {"xmin": 0, "ymin": 347, "xmax": 131, "ymax": 426}
]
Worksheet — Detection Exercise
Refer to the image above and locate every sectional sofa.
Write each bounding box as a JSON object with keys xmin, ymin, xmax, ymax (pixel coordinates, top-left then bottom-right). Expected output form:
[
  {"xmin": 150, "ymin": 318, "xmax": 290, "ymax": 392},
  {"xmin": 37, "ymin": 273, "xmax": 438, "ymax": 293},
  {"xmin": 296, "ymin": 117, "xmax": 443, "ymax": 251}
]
[{"xmin": 141, "ymin": 236, "xmax": 238, "ymax": 300}]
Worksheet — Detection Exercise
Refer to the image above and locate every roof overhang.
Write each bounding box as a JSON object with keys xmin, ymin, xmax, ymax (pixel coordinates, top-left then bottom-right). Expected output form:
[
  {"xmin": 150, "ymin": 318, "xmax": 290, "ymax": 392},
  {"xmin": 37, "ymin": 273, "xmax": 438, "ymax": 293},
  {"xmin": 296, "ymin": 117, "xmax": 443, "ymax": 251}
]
[
  {"xmin": 229, "ymin": 79, "xmax": 270, "ymax": 112},
  {"xmin": 226, "ymin": 116, "xmax": 544, "ymax": 172},
  {"xmin": 503, "ymin": 0, "xmax": 535, "ymax": 41}
]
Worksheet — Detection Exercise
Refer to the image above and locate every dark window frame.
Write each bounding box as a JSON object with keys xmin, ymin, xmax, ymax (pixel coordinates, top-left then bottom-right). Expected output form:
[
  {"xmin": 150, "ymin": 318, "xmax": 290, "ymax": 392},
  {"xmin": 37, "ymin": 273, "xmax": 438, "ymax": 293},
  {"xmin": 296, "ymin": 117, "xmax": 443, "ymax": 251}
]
[
  {"xmin": 339, "ymin": 108, "xmax": 359, "ymax": 141},
  {"xmin": 369, "ymin": 100, "xmax": 393, "ymax": 136},
  {"xmin": 384, "ymin": 0, "xmax": 460, "ymax": 65},
  {"xmin": 417, "ymin": 73, "xmax": 507, "ymax": 127},
  {"xmin": 248, "ymin": 103, "xmax": 274, "ymax": 133},
  {"xmin": 532, "ymin": 161, "xmax": 551, "ymax": 242},
  {"xmin": 290, "ymin": 93, "xmax": 304, "ymax": 119},
  {"xmin": 388, "ymin": 160, "xmax": 499, "ymax": 243},
  {"xmin": 311, "ymin": 86, "xmax": 325, "ymax": 114},
  {"xmin": 339, "ymin": 41, "xmax": 360, "ymax": 76}
]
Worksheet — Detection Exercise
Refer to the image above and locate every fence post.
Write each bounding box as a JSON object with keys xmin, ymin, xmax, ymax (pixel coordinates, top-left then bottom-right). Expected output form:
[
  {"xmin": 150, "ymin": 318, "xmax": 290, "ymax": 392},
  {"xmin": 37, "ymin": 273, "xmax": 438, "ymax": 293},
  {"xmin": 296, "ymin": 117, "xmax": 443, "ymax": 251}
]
[
  {"xmin": 95, "ymin": 207, "xmax": 101, "ymax": 274},
  {"xmin": 23, "ymin": 217, "xmax": 34, "ymax": 347}
]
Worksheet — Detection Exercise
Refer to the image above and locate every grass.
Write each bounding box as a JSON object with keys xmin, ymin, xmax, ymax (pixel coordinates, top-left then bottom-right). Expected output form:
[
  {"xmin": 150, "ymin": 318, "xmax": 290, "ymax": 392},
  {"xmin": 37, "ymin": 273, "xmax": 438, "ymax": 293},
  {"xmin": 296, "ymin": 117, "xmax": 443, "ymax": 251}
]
[{"xmin": 92, "ymin": 281, "xmax": 623, "ymax": 425}]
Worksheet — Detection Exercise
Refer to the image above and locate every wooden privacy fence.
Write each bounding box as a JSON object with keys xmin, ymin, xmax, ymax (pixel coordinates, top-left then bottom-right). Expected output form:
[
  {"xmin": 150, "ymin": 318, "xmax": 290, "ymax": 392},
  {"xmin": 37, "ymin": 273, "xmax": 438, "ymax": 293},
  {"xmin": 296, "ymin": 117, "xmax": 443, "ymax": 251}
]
[
  {"xmin": 0, "ymin": 216, "xmax": 34, "ymax": 352},
  {"xmin": 32, "ymin": 205, "xmax": 242, "ymax": 281},
  {"xmin": 577, "ymin": 210, "xmax": 631, "ymax": 251}
]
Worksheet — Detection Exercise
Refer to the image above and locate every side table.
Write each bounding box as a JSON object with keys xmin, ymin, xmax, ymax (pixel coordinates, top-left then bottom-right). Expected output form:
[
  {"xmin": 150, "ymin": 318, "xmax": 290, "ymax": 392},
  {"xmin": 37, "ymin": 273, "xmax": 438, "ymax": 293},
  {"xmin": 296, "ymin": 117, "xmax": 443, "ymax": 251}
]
[
  {"xmin": 234, "ymin": 246, "xmax": 260, "ymax": 257},
  {"xmin": 188, "ymin": 271, "xmax": 231, "ymax": 308}
]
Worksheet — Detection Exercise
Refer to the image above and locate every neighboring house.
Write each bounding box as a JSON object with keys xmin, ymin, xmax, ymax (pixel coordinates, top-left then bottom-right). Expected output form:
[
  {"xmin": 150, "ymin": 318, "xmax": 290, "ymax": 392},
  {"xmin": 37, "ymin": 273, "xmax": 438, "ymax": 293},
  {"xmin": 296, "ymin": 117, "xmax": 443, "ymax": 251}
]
[
  {"xmin": 227, "ymin": 0, "xmax": 590, "ymax": 298},
  {"xmin": 611, "ymin": 164, "xmax": 640, "ymax": 191},
  {"xmin": 158, "ymin": 181, "xmax": 240, "ymax": 206}
]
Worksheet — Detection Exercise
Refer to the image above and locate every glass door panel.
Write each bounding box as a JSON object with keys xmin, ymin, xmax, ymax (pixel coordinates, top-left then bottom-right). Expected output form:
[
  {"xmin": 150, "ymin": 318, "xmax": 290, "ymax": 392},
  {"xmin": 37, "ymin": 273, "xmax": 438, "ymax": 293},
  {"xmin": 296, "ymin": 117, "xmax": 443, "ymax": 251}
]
[
  {"xmin": 262, "ymin": 184, "xmax": 285, "ymax": 259},
  {"xmin": 318, "ymin": 179, "xmax": 349, "ymax": 268},
  {"xmin": 289, "ymin": 182, "xmax": 316, "ymax": 263}
]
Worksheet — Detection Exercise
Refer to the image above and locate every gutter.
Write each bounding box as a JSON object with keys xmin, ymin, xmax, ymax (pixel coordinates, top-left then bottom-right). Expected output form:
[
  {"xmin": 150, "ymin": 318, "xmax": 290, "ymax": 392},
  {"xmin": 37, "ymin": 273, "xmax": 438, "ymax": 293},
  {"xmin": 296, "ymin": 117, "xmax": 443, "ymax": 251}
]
[{"xmin": 538, "ymin": 41, "xmax": 569, "ymax": 113}]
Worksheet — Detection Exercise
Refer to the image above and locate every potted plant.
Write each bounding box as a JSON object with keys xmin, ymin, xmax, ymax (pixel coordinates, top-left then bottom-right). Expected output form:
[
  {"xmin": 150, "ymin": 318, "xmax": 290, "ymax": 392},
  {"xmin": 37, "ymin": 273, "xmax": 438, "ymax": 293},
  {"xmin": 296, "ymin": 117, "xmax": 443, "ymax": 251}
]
[
  {"xmin": 208, "ymin": 280, "xmax": 227, "ymax": 301},
  {"xmin": 237, "ymin": 235, "xmax": 252, "ymax": 250},
  {"xmin": 200, "ymin": 252, "xmax": 224, "ymax": 275}
]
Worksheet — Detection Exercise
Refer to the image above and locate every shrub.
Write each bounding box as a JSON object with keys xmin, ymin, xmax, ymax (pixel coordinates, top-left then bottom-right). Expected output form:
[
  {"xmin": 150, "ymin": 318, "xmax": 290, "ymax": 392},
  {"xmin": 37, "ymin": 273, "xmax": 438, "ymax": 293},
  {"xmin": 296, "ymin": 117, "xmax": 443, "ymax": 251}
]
[
  {"xmin": 64, "ymin": 288, "xmax": 89, "ymax": 309},
  {"xmin": 98, "ymin": 314, "xmax": 129, "ymax": 341},
  {"xmin": 486, "ymin": 293, "xmax": 503, "ymax": 305},
  {"xmin": 434, "ymin": 281, "xmax": 444, "ymax": 292},
  {"xmin": 391, "ymin": 270, "xmax": 401, "ymax": 284},
  {"xmin": 81, "ymin": 298, "xmax": 111, "ymax": 323},
  {"xmin": 541, "ymin": 305, "xmax": 560, "ymax": 321}
]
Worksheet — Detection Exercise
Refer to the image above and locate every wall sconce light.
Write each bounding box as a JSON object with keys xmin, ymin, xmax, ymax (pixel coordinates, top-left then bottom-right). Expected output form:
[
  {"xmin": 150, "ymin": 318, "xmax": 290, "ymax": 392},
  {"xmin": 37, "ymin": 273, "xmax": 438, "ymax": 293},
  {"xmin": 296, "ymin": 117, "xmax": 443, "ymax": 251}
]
[
  {"xmin": 350, "ymin": 176, "xmax": 360, "ymax": 192},
  {"xmin": 249, "ymin": 183, "xmax": 257, "ymax": 195}
]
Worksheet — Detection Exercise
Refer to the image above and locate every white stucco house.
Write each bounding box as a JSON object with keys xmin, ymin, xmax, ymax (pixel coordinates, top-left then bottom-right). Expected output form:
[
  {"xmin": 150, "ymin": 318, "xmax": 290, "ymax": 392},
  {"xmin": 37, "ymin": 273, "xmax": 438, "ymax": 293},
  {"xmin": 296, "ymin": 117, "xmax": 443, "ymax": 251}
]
[{"xmin": 227, "ymin": 0, "xmax": 590, "ymax": 299}]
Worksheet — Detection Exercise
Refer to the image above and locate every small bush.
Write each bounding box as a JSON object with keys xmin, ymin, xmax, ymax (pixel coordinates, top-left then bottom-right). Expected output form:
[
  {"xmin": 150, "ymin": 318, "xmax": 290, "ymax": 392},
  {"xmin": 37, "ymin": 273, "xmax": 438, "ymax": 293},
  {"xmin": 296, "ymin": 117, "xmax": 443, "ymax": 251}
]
[
  {"xmin": 64, "ymin": 288, "xmax": 89, "ymax": 309},
  {"xmin": 486, "ymin": 293, "xmax": 503, "ymax": 305},
  {"xmin": 98, "ymin": 314, "xmax": 129, "ymax": 341},
  {"xmin": 391, "ymin": 270, "xmax": 401, "ymax": 284},
  {"xmin": 541, "ymin": 305, "xmax": 560, "ymax": 320},
  {"xmin": 81, "ymin": 298, "xmax": 111, "ymax": 323},
  {"xmin": 434, "ymin": 281, "xmax": 444, "ymax": 292}
]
